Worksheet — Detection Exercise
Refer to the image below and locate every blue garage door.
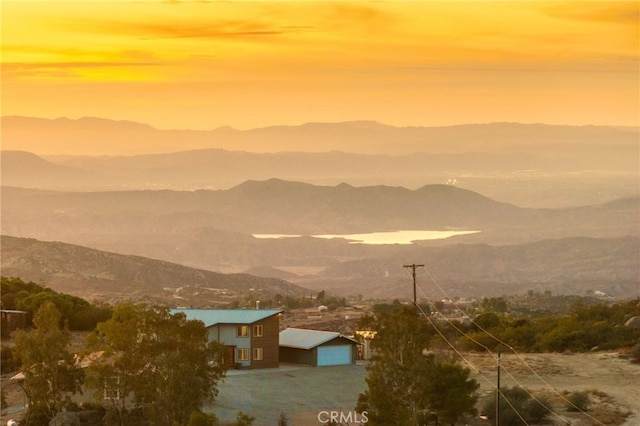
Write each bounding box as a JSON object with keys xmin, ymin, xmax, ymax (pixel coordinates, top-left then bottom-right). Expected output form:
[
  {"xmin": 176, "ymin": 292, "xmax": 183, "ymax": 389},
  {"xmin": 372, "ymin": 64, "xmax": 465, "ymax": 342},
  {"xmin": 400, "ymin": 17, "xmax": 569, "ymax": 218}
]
[{"xmin": 317, "ymin": 345, "xmax": 351, "ymax": 366}]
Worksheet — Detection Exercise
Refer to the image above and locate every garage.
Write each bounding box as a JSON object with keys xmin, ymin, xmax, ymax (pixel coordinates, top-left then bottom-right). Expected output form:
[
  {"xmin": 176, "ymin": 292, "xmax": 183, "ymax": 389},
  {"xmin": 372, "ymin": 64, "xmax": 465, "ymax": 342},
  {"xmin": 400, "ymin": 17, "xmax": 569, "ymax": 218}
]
[
  {"xmin": 317, "ymin": 345, "xmax": 351, "ymax": 366},
  {"xmin": 279, "ymin": 328, "xmax": 360, "ymax": 367}
]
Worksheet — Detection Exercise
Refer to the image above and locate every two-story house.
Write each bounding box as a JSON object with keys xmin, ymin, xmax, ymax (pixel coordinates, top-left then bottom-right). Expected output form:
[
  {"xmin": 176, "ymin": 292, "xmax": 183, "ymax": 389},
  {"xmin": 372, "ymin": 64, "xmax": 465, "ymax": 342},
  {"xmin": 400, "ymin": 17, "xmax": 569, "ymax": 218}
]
[{"xmin": 171, "ymin": 309, "xmax": 282, "ymax": 369}]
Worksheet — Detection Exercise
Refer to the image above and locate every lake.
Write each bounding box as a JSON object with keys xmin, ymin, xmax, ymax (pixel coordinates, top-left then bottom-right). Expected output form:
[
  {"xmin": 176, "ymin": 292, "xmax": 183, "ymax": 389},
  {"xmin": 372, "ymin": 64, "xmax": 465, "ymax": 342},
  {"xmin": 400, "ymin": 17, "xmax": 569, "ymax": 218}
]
[{"xmin": 252, "ymin": 229, "xmax": 480, "ymax": 245}]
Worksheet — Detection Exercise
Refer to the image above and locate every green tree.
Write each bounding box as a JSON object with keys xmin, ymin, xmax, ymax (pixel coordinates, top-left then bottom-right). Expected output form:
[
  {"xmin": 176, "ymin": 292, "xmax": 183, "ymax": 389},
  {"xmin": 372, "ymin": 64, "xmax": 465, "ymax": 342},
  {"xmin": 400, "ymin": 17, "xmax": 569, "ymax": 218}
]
[
  {"xmin": 427, "ymin": 361, "xmax": 478, "ymax": 425},
  {"xmin": 356, "ymin": 306, "xmax": 478, "ymax": 426},
  {"xmin": 14, "ymin": 301, "xmax": 83, "ymax": 424},
  {"xmin": 482, "ymin": 297, "xmax": 507, "ymax": 313},
  {"xmin": 85, "ymin": 303, "xmax": 227, "ymax": 426}
]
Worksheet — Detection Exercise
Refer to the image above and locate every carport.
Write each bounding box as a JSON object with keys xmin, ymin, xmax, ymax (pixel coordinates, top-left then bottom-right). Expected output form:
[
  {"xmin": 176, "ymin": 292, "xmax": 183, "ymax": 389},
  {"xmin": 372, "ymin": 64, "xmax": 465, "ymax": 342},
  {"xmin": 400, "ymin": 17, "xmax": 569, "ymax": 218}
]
[{"xmin": 279, "ymin": 328, "xmax": 360, "ymax": 367}]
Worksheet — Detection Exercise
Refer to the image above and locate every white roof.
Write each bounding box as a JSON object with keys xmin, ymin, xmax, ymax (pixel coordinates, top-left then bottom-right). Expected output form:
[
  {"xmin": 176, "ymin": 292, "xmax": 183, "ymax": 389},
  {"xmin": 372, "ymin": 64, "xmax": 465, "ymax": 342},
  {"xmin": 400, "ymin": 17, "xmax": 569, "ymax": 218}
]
[{"xmin": 279, "ymin": 327, "xmax": 359, "ymax": 350}]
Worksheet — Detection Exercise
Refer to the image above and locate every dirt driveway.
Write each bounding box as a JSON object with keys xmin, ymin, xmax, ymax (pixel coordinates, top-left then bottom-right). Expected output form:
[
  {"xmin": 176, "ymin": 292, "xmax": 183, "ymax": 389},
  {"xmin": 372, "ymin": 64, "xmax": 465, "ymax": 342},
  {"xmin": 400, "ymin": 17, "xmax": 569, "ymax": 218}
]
[{"xmin": 205, "ymin": 362, "xmax": 368, "ymax": 425}]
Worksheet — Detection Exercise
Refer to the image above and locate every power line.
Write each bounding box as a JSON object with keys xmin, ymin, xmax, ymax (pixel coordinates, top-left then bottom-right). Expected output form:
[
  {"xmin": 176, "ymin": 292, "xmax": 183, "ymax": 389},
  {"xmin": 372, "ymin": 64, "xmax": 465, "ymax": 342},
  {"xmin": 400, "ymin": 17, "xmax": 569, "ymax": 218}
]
[
  {"xmin": 412, "ymin": 297, "xmax": 531, "ymax": 425},
  {"xmin": 399, "ymin": 265, "xmax": 531, "ymax": 424},
  {"xmin": 410, "ymin": 266, "xmax": 607, "ymax": 426},
  {"xmin": 403, "ymin": 263, "xmax": 424, "ymax": 310}
]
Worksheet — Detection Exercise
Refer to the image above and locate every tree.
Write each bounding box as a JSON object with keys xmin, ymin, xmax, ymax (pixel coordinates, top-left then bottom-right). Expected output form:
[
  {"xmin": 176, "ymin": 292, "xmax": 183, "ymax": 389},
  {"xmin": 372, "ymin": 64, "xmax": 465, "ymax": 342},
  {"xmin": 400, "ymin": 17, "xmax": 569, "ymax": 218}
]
[
  {"xmin": 356, "ymin": 306, "xmax": 478, "ymax": 426},
  {"xmin": 85, "ymin": 303, "xmax": 227, "ymax": 425},
  {"xmin": 427, "ymin": 361, "xmax": 478, "ymax": 425},
  {"xmin": 14, "ymin": 301, "xmax": 83, "ymax": 424},
  {"xmin": 482, "ymin": 297, "xmax": 507, "ymax": 313}
]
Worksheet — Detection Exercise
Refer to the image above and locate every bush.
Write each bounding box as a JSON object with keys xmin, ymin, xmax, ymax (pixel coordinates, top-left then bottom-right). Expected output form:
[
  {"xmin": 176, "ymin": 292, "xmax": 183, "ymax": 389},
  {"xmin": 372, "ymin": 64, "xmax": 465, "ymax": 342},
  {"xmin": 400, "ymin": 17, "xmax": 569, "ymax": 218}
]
[
  {"xmin": 236, "ymin": 411, "xmax": 255, "ymax": 426},
  {"xmin": 482, "ymin": 387, "xmax": 552, "ymax": 425},
  {"xmin": 278, "ymin": 412, "xmax": 289, "ymax": 426},
  {"xmin": 566, "ymin": 391, "xmax": 590, "ymax": 412},
  {"xmin": 1, "ymin": 345, "xmax": 19, "ymax": 374},
  {"xmin": 188, "ymin": 410, "xmax": 219, "ymax": 426}
]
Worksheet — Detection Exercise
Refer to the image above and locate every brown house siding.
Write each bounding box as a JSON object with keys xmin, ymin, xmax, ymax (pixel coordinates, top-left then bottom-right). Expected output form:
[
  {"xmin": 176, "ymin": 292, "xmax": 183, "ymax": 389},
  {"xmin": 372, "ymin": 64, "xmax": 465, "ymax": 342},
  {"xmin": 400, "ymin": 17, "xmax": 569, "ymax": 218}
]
[{"xmin": 249, "ymin": 314, "xmax": 280, "ymax": 369}]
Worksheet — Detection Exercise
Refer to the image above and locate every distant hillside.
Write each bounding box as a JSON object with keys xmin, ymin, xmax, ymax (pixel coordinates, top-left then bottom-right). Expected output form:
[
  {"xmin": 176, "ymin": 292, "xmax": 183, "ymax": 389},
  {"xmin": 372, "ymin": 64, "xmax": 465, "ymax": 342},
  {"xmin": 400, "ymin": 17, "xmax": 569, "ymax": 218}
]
[
  {"xmin": 307, "ymin": 236, "xmax": 640, "ymax": 299},
  {"xmin": 0, "ymin": 181, "xmax": 531, "ymax": 239},
  {"xmin": 0, "ymin": 151, "xmax": 108, "ymax": 189},
  {"xmin": 0, "ymin": 235, "xmax": 309, "ymax": 306}
]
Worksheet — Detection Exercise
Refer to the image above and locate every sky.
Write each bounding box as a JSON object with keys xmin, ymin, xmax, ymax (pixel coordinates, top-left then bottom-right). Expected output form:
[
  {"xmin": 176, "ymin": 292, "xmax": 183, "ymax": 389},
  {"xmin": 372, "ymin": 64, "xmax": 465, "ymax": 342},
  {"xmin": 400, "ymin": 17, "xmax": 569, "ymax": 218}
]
[{"xmin": 1, "ymin": 1, "xmax": 638, "ymax": 130}]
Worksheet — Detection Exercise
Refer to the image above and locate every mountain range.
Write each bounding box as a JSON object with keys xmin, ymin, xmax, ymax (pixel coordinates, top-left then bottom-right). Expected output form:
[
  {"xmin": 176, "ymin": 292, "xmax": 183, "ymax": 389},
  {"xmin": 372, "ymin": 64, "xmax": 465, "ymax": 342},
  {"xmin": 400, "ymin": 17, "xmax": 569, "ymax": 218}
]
[
  {"xmin": 2, "ymin": 179, "xmax": 638, "ymax": 299},
  {"xmin": 3, "ymin": 116, "xmax": 638, "ymax": 156},
  {"xmin": 3, "ymin": 117, "xmax": 638, "ymax": 208},
  {"xmin": 1, "ymin": 116, "xmax": 638, "ymax": 302}
]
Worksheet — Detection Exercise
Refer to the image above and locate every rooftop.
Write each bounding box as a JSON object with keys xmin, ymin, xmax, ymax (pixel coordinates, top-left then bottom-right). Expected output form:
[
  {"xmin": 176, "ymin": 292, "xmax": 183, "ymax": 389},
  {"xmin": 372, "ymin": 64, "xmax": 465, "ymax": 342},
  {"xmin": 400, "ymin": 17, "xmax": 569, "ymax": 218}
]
[
  {"xmin": 170, "ymin": 309, "xmax": 282, "ymax": 327},
  {"xmin": 279, "ymin": 327, "xmax": 359, "ymax": 350}
]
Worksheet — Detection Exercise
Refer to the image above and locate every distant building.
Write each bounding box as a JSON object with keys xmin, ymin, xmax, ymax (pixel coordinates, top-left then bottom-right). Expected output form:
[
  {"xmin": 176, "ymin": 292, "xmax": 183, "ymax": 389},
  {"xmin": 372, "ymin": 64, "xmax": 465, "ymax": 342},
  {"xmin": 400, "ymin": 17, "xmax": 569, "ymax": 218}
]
[
  {"xmin": 279, "ymin": 328, "xmax": 360, "ymax": 367},
  {"xmin": 171, "ymin": 309, "xmax": 282, "ymax": 369},
  {"xmin": 1, "ymin": 310, "xmax": 27, "ymax": 335},
  {"xmin": 355, "ymin": 330, "xmax": 377, "ymax": 360}
]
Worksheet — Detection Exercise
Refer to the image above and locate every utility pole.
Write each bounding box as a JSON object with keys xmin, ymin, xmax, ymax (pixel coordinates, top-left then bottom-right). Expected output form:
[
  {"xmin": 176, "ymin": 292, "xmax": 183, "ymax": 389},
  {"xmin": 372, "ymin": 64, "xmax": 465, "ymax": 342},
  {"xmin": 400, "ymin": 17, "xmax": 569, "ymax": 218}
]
[
  {"xmin": 403, "ymin": 263, "xmax": 424, "ymax": 310},
  {"xmin": 496, "ymin": 350, "xmax": 501, "ymax": 426}
]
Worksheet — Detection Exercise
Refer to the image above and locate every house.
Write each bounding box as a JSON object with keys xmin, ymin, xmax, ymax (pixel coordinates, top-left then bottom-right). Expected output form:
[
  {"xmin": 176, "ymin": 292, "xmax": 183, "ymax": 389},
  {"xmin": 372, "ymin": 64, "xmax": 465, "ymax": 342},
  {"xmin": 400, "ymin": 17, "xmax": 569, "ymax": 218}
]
[
  {"xmin": 279, "ymin": 328, "xmax": 360, "ymax": 367},
  {"xmin": 171, "ymin": 309, "xmax": 282, "ymax": 369}
]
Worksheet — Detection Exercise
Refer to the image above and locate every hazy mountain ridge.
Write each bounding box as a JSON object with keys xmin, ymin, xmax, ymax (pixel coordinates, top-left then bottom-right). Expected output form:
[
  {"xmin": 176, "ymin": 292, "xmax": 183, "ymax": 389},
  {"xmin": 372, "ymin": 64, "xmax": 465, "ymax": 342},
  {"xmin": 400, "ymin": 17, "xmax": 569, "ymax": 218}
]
[
  {"xmin": 2, "ymin": 180, "xmax": 637, "ymax": 241},
  {"xmin": 4, "ymin": 116, "xmax": 638, "ymax": 208},
  {"xmin": 0, "ymin": 181, "xmax": 550, "ymax": 237},
  {"xmin": 1, "ymin": 181, "xmax": 638, "ymax": 293},
  {"xmin": 0, "ymin": 235, "xmax": 309, "ymax": 305},
  {"xmin": 3, "ymin": 116, "xmax": 638, "ymax": 156}
]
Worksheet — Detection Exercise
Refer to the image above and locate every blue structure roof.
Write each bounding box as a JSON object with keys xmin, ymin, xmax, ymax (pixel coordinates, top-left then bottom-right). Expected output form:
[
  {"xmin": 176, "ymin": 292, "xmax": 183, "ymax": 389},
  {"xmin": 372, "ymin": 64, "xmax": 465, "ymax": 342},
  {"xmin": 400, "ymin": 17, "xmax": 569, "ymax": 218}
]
[
  {"xmin": 170, "ymin": 309, "xmax": 282, "ymax": 327},
  {"xmin": 279, "ymin": 327, "xmax": 359, "ymax": 350}
]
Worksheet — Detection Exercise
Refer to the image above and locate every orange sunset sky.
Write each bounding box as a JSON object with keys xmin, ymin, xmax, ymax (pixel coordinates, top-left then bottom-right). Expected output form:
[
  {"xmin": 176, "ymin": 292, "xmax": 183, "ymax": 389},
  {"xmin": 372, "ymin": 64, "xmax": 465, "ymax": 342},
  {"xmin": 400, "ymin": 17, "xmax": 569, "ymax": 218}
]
[{"xmin": 2, "ymin": 0, "xmax": 638, "ymax": 130}]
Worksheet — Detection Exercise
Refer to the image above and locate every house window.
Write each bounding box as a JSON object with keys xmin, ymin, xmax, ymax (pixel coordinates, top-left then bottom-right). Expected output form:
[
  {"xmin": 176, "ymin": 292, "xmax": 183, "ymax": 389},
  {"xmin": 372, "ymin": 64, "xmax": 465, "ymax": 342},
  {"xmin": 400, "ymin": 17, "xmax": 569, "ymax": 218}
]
[
  {"xmin": 253, "ymin": 348, "xmax": 263, "ymax": 361},
  {"xmin": 236, "ymin": 325, "xmax": 248, "ymax": 337},
  {"xmin": 253, "ymin": 324, "xmax": 263, "ymax": 337},
  {"xmin": 237, "ymin": 348, "xmax": 249, "ymax": 361}
]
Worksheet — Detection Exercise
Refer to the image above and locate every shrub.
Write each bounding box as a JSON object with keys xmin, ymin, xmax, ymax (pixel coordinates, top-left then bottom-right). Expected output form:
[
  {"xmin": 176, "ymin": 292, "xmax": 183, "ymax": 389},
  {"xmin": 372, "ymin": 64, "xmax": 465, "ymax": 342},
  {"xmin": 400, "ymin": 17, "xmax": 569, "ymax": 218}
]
[
  {"xmin": 235, "ymin": 411, "xmax": 255, "ymax": 426},
  {"xmin": 482, "ymin": 387, "xmax": 552, "ymax": 425},
  {"xmin": 278, "ymin": 412, "xmax": 289, "ymax": 426},
  {"xmin": 188, "ymin": 410, "xmax": 219, "ymax": 426},
  {"xmin": 566, "ymin": 391, "xmax": 590, "ymax": 412}
]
